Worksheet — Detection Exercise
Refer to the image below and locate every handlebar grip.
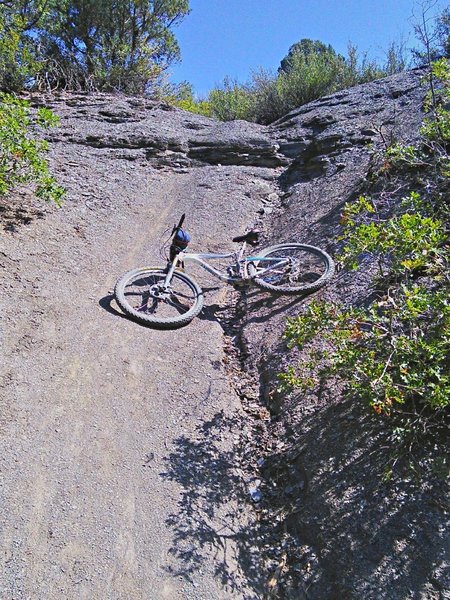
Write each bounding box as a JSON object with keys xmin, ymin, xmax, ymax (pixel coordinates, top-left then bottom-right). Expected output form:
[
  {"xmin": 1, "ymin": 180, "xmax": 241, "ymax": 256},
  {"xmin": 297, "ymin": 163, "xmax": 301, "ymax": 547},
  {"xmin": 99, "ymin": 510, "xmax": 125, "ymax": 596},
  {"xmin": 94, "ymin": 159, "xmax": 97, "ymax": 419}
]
[{"xmin": 177, "ymin": 213, "xmax": 185, "ymax": 229}]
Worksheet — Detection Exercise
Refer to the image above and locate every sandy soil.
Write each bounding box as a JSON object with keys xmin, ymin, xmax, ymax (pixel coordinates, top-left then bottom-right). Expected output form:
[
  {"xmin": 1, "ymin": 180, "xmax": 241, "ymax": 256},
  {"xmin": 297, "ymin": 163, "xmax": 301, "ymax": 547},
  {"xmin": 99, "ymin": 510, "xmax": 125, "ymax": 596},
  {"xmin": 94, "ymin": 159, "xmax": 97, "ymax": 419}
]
[{"xmin": 0, "ymin": 140, "xmax": 280, "ymax": 599}]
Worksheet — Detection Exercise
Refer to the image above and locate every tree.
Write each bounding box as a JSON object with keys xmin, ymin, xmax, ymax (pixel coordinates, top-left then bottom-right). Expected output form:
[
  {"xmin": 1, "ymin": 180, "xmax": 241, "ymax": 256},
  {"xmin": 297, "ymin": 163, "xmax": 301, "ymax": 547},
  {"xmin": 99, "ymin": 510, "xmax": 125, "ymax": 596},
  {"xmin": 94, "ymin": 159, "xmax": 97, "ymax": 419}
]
[
  {"xmin": 279, "ymin": 39, "xmax": 338, "ymax": 74},
  {"xmin": 436, "ymin": 7, "xmax": 450, "ymax": 57},
  {"xmin": 38, "ymin": 0, "xmax": 190, "ymax": 93},
  {"xmin": 0, "ymin": 0, "xmax": 190, "ymax": 94},
  {"xmin": 413, "ymin": 4, "xmax": 450, "ymax": 64},
  {"xmin": 0, "ymin": 2, "xmax": 43, "ymax": 91}
]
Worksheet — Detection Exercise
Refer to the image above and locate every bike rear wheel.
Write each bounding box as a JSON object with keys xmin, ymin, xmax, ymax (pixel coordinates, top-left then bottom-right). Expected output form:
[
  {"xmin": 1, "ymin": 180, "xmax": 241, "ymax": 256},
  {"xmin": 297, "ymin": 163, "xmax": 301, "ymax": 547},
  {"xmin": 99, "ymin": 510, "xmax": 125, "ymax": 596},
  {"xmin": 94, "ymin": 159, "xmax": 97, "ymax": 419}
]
[
  {"xmin": 247, "ymin": 243, "xmax": 335, "ymax": 294},
  {"xmin": 114, "ymin": 267, "xmax": 203, "ymax": 329}
]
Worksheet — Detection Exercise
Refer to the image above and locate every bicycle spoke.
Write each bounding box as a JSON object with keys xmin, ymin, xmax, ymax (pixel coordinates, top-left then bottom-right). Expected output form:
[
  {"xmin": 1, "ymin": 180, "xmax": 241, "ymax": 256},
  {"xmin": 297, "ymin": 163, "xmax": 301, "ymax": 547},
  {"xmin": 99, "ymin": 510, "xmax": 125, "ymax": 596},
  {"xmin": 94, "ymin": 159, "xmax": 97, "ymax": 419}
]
[
  {"xmin": 121, "ymin": 269, "xmax": 198, "ymax": 321},
  {"xmin": 166, "ymin": 296, "xmax": 190, "ymax": 314},
  {"xmin": 249, "ymin": 244, "xmax": 333, "ymax": 293}
]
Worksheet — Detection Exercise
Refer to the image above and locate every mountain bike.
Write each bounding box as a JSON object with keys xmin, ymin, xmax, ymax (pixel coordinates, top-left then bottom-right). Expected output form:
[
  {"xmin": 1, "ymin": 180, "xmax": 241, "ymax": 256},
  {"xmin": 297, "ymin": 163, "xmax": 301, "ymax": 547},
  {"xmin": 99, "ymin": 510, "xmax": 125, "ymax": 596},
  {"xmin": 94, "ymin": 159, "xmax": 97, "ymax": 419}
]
[{"xmin": 114, "ymin": 214, "xmax": 335, "ymax": 329}]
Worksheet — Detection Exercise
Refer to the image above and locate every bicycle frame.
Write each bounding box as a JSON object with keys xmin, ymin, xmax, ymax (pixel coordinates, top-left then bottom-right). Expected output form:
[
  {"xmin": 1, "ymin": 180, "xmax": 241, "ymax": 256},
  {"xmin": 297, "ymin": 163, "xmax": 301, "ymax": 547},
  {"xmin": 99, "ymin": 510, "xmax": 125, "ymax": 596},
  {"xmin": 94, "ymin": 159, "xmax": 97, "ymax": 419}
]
[{"xmin": 162, "ymin": 241, "xmax": 290, "ymax": 288}]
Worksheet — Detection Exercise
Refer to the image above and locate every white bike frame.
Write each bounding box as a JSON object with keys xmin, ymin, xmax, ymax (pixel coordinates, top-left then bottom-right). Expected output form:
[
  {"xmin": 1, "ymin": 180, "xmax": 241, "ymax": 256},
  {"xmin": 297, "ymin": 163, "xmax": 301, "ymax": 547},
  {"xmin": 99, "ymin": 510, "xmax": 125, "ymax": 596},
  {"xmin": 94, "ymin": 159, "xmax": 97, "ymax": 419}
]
[{"xmin": 162, "ymin": 241, "xmax": 290, "ymax": 288}]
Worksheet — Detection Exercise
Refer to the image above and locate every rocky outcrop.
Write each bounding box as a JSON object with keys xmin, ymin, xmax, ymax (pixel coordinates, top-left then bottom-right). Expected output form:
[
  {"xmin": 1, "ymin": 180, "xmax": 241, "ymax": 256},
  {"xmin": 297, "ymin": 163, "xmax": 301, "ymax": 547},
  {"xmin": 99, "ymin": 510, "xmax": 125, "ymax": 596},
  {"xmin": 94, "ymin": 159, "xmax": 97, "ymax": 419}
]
[
  {"xmin": 33, "ymin": 93, "xmax": 288, "ymax": 169},
  {"xmin": 29, "ymin": 68, "xmax": 425, "ymax": 182},
  {"xmin": 270, "ymin": 69, "xmax": 425, "ymax": 184},
  {"xmin": 32, "ymin": 68, "xmax": 425, "ymax": 178}
]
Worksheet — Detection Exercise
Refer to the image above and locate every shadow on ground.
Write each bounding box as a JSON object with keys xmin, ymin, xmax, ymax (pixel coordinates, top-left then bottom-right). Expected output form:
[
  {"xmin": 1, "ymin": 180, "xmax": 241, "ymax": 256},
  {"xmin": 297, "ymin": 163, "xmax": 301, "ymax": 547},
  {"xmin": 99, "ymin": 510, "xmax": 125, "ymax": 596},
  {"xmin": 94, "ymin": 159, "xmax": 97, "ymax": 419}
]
[
  {"xmin": 161, "ymin": 409, "xmax": 267, "ymax": 598},
  {"xmin": 0, "ymin": 202, "xmax": 45, "ymax": 232},
  {"xmin": 255, "ymin": 393, "xmax": 450, "ymax": 599}
]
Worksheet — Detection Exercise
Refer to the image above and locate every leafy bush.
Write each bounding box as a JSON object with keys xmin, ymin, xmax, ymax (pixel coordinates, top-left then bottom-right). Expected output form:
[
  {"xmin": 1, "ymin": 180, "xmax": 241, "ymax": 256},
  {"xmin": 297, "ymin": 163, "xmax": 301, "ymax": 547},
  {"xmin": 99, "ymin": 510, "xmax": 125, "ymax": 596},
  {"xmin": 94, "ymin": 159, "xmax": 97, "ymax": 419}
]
[
  {"xmin": 279, "ymin": 61, "xmax": 449, "ymax": 468},
  {"xmin": 0, "ymin": 94, "xmax": 65, "ymax": 205},
  {"xmin": 160, "ymin": 80, "xmax": 212, "ymax": 116},
  {"xmin": 208, "ymin": 77, "xmax": 254, "ymax": 121},
  {"xmin": 183, "ymin": 39, "xmax": 408, "ymax": 124},
  {"xmin": 339, "ymin": 194, "xmax": 446, "ymax": 275},
  {"xmin": 254, "ymin": 52, "xmax": 345, "ymax": 124},
  {"xmin": 281, "ymin": 282, "xmax": 449, "ymax": 416},
  {"xmin": 421, "ymin": 58, "xmax": 450, "ymax": 143},
  {"xmin": 0, "ymin": 9, "xmax": 39, "ymax": 92}
]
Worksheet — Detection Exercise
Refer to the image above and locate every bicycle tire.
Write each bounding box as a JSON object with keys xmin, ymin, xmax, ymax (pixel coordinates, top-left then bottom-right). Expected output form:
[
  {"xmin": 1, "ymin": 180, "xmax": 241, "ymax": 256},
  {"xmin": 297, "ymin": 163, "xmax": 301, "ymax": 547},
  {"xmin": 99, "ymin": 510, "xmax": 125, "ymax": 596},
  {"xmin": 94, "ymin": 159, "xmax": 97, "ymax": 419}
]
[
  {"xmin": 114, "ymin": 267, "xmax": 203, "ymax": 329},
  {"xmin": 247, "ymin": 243, "xmax": 335, "ymax": 294}
]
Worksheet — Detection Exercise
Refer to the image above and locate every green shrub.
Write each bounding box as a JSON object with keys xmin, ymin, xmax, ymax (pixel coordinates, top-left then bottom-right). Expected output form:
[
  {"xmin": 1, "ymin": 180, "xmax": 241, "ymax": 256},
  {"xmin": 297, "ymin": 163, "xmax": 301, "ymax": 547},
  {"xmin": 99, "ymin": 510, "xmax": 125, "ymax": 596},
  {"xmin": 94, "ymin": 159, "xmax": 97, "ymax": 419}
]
[
  {"xmin": 208, "ymin": 77, "xmax": 253, "ymax": 121},
  {"xmin": 421, "ymin": 58, "xmax": 450, "ymax": 144},
  {"xmin": 192, "ymin": 39, "xmax": 407, "ymax": 125},
  {"xmin": 281, "ymin": 282, "xmax": 450, "ymax": 416},
  {"xmin": 0, "ymin": 9, "xmax": 39, "ymax": 92},
  {"xmin": 175, "ymin": 98, "xmax": 212, "ymax": 117},
  {"xmin": 279, "ymin": 61, "xmax": 449, "ymax": 468},
  {"xmin": 159, "ymin": 80, "xmax": 212, "ymax": 116},
  {"xmin": 0, "ymin": 94, "xmax": 65, "ymax": 205}
]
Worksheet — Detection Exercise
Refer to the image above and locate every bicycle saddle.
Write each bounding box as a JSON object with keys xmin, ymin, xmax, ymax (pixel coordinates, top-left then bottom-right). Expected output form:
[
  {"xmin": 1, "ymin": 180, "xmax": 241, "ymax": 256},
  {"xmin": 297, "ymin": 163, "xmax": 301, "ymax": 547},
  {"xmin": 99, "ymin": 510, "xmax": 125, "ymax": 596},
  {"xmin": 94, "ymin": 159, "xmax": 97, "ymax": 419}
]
[{"xmin": 232, "ymin": 230, "xmax": 260, "ymax": 246}]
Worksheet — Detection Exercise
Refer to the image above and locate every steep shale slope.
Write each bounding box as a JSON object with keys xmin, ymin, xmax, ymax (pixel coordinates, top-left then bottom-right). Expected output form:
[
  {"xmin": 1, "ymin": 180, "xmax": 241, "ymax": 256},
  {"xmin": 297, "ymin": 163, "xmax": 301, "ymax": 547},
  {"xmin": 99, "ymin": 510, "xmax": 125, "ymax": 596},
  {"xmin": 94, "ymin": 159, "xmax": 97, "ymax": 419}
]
[
  {"xmin": 0, "ymin": 68, "xmax": 448, "ymax": 600},
  {"xmin": 235, "ymin": 69, "xmax": 449, "ymax": 599}
]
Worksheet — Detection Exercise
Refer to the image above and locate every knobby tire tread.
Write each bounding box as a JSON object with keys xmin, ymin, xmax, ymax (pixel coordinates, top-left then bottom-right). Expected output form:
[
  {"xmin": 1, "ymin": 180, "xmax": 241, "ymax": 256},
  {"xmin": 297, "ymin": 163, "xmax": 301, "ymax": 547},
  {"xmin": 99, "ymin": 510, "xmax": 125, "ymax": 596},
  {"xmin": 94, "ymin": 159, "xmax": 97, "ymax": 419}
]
[
  {"xmin": 114, "ymin": 267, "xmax": 203, "ymax": 329},
  {"xmin": 249, "ymin": 243, "xmax": 335, "ymax": 294}
]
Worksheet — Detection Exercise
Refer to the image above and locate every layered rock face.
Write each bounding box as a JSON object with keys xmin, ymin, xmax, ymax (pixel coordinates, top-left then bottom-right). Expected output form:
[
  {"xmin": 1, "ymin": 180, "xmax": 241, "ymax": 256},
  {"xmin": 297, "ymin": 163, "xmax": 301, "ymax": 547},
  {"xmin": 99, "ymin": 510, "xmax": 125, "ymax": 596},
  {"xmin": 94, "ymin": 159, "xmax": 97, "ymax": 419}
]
[
  {"xmin": 271, "ymin": 68, "xmax": 424, "ymax": 184},
  {"xmin": 37, "ymin": 92, "xmax": 287, "ymax": 169},
  {"xmin": 33, "ymin": 68, "xmax": 424, "ymax": 173}
]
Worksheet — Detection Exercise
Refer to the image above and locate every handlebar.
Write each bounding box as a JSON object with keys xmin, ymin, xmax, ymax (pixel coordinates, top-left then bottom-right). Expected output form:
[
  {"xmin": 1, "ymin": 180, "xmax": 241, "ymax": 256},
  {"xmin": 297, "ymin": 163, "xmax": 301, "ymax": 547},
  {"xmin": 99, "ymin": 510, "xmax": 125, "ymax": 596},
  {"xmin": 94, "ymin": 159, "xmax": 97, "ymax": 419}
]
[{"xmin": 171, "ymin": 213, "xmax": 185, "ymax": 236}]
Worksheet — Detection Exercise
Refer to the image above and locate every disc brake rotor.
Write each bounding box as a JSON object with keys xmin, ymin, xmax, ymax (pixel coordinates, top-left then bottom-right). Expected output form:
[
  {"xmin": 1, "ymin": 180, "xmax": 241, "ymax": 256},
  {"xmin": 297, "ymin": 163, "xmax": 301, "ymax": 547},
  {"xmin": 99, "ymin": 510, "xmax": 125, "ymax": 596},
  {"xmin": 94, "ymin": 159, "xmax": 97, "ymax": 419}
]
[{"xmin": 149, "ymin": 283, "xmax": 171, "ymax": 300}]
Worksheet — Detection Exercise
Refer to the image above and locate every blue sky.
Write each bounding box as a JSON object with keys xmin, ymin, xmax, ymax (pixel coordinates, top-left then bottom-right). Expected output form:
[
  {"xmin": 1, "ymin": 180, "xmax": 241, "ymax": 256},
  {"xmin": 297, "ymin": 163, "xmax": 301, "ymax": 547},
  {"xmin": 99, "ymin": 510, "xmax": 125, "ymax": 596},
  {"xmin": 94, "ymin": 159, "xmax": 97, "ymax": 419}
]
[{"xmin": 169, "ymin": 0, "xmax": 446, "ymax": 96}]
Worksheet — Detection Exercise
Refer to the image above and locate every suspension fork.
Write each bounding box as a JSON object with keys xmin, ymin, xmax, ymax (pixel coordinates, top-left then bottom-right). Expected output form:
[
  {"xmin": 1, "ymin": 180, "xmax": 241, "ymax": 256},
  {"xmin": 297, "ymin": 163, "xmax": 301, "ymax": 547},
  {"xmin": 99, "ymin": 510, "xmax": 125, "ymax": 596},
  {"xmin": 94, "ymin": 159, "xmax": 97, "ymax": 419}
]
[
  {"xmin": 163, "ymin": 253, "xmax": 182, "ymax": 288},
  {"xmin": 236, "ymin": 242, "xmax": 247, "ymax": 276}
]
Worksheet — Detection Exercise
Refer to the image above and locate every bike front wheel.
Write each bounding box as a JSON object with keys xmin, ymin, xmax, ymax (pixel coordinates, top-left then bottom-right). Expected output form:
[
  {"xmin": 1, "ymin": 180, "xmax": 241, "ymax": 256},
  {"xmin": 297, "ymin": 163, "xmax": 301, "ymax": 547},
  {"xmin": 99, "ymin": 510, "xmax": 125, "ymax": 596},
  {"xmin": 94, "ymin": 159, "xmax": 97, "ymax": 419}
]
[
  {"xmin": 114, "ymin": 267, "xmax": 204, "ymax": 329},
  {"xmin": 247, "ymin": 243, "xmax": 335, "ymax": 294}
]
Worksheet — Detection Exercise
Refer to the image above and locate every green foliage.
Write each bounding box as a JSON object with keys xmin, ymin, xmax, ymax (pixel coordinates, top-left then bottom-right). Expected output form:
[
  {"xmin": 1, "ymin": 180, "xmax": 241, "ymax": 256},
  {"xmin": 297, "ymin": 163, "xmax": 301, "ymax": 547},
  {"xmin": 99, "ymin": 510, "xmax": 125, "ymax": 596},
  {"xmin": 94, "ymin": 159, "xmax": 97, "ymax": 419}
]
[
  {"xmin": 421, "ymin": 58, "xmax": 450, "ymax": 143},
  {"xmin": 163, "ymin": 81, "xmax": 211, "ymax": 116},
  {"xmin": 0, "ymin": 0, "xmax": 190, "ymax": 94},
  {"xmin": 278, "ymin": 39, "xmax": 338, "ymax": 74},
  {"xmin": 438, "ymin": 7, "xmax": 450, "ymax": 57},
  {"xmin": 0, "ymin": 94, "xmax": 65, "ymax": 205},
  {"xmin": 208, "ymin": 77, "xmax": 253, "ymax": 121},
  {"xmin": 280, "ymin": 59, "xmax": 450, "ymax": 466},
  {"xmin": 36, "ymin": 0, "xmax": 190, "ymax": 93},
  {"xmin": 188, "ymin": 39, "xmax": 407, "ymax": 124},
  {"xmin": 384, "ymin": 41, "xmax": 408, "ymax": 75},
  {"xmin": 281, "ymin": 282, "xmax": 450, "ymax": 416},
  {"xmin": 267, "ymin": 51, "xmax": 346, "ymax": 120},
  {"xmin": 340, "ymin": 199, "xmax": 446, "ymax": 276},
  {"xmin": 175, "ymin": 97, "xmax": 211, "ymax": 117},
  {"xmin": 385, "ymin": 143, "xmax": 423, "ymax": 166},
  {"xmin": 413, "ymin": 6, "xmax": 450, "ymax": 64},
  {"xmin": 0, "ymin": 7, "xmax": 39, "ymax": 92}
]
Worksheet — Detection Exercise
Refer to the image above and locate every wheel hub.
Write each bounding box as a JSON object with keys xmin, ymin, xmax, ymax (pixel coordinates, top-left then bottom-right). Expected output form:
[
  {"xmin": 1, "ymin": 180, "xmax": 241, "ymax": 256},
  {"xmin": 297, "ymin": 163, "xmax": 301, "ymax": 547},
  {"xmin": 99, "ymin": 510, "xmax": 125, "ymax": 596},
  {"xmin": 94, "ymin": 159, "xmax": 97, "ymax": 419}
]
[{"xmin": 149, "ymin": 283, "xmax": 171, "ymax": 300}]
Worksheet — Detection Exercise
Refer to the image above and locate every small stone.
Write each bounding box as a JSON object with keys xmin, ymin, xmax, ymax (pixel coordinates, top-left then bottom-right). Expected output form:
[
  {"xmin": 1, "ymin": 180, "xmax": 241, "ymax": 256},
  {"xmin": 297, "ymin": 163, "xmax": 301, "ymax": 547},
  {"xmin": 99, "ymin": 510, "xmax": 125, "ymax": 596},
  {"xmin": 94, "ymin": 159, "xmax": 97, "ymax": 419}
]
[
  {"xmin": 258, "ymin": 206, "xmax": 273, "ymax": 216},
  {"xmin": 249, "ymin": 487, "xmax": 262, "ymax": 503},
  {"xmin": 360, "ymin": 128, "xmax": 378, "ymax": 136}
]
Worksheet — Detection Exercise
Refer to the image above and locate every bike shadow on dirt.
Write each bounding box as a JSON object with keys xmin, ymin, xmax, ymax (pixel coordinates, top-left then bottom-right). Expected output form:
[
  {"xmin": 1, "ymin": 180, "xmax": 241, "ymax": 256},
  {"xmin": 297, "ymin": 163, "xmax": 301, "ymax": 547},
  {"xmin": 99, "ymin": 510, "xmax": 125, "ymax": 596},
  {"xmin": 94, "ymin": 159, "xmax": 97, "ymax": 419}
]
[
  {"xmin": 99, "ymin": 287, "xmax": 308, "ymax": 331},
  {"xmin": 160, "ymin": 401, "xmax": 267, "ymax": 596},
  {"xmin": 199, "ymin": 287, "xmax": 309, "ymax": 328},
  {"xmin": 99, "ymin": 294, "xmax": 128, "ymax": 319}
]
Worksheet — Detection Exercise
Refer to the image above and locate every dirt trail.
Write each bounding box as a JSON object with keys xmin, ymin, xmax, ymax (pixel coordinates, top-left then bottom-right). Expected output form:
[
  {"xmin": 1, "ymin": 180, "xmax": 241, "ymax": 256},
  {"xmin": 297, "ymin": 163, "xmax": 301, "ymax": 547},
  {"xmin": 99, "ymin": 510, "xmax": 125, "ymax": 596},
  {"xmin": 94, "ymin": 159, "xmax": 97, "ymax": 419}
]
[{"xmin": 0, "ymin": 149, "xmax": 278, "ymax": 599}]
